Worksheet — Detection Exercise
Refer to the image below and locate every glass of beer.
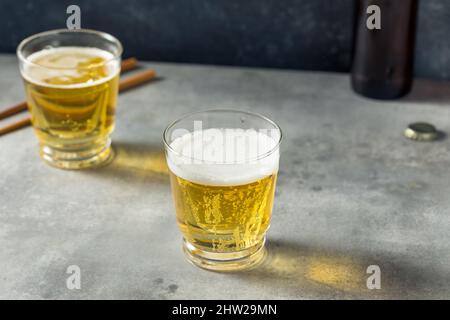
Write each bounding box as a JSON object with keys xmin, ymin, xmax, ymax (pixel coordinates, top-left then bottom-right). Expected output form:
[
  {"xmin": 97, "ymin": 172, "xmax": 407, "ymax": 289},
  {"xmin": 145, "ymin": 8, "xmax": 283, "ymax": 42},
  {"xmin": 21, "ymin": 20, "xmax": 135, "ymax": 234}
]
[
  {"xmin": 17, "ymin": 29, "xmax": 122, "ymax": 169},
  {"xmin": 163, "ymin": 110, "xmax": 282, "ymax": 271}
]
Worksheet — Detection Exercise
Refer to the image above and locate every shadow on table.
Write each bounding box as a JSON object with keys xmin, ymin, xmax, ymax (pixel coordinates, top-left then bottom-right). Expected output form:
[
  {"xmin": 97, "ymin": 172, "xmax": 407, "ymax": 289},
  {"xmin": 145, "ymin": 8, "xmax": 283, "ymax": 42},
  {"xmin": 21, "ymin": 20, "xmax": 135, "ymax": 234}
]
[
  {"xmin": 232, "ymin": 239, "xmax": 448, "ymax": 299},
  {"xmin": 405, "ymin": 78, "xmax": 450, "ymax": 105},
  {"xmin": 86, "ymin": 141, "xmax": 169, "ymax": 184}
]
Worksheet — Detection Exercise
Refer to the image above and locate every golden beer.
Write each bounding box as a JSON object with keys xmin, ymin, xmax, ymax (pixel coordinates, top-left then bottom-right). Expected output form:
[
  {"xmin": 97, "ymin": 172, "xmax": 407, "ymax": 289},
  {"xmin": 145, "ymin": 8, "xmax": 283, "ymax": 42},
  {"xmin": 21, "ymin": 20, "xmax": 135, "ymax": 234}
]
[
  {"xmin": 164, "ymin": 120, "xmax": 282, "ymax": 272},
  {"xmin": 18, "ymin": 30, "xmax": 122, "ymax": 169},
  {"xmin": 170, "ymin": 173, "xmax": 277, "ymax": 252}
]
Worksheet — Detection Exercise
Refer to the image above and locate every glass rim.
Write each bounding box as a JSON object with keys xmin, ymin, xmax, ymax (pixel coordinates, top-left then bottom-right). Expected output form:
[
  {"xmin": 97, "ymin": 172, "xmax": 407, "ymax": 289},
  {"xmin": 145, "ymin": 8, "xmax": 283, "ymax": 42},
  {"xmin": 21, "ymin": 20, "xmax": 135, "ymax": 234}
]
[
  {"xmin": 163, "ymin": 109, "xmax": 283, "ymax": 163},
  {"xmin": 16, "ymin": 28, "xmax": 123, "ymax": 70}
]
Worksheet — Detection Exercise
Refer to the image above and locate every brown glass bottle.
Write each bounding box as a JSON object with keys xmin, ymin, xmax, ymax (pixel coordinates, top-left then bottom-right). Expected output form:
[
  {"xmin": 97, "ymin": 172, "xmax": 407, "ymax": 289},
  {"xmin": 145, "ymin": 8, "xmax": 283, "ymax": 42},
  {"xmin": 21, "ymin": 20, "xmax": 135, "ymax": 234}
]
[{"xmin": 351, "ymin": 0, "xmax": 417, "ymax": 99}]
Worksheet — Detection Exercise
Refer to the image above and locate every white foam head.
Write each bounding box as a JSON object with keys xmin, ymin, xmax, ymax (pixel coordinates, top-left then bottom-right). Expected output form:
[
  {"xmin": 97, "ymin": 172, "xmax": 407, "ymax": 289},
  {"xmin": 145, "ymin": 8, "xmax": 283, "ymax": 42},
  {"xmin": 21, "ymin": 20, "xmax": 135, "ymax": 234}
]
[
  {"xmin": 167, "ymin": 128, "xmax": 280, "ymax": 186},
  {"xmin": 21, "ymin": 46, "xmax": 120, "ymax": 88}
]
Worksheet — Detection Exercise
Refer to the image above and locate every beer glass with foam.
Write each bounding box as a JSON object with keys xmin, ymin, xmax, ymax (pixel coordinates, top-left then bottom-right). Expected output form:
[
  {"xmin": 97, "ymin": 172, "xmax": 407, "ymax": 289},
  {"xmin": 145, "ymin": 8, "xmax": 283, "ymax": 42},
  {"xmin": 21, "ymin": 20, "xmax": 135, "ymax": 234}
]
[
  {"xmin": 17, "ymin": 29, "xmax": 122, "ymax": 169},
  {"xmin": 163, "ymin": 110, "xmax": 282, "ymax": 271}
]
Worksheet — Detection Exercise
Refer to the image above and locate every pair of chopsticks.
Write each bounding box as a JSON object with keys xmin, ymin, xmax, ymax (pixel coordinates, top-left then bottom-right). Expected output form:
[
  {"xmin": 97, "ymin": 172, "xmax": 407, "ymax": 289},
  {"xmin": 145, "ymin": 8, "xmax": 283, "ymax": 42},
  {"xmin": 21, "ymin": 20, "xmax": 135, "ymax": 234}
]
[{"xmin": 0, "ymin": 57, "xmax": 156, "ymax": 136}]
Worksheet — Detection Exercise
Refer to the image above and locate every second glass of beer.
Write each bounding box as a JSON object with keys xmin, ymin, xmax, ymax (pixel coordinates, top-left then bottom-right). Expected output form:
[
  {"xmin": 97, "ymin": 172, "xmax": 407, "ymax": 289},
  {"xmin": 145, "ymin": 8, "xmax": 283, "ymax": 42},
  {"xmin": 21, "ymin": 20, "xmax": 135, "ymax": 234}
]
[
  {"xmin": 17, "ymin": 29, "xmax": 122, "ymax": 169},
  {"xmin": 164, "ymin": 110, "xmax": 282, "ymax": 271}
]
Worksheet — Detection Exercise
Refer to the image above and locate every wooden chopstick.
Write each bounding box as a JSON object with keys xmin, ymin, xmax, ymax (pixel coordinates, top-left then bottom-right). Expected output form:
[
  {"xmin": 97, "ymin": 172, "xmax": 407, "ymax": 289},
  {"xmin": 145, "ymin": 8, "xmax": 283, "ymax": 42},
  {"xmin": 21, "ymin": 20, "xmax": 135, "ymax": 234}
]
[
  {"xmin": 0, "ymin": 101, "xmax": 28, "ymax": 121},
  {"xmin": 0, "ymin": 57, "xmax": 138, "ymax": 121},
  {"xmin": 120, "ymin": 57, "xmax": 138, "ymax": 73},
  {"xmin": 0, "ymin": 66, "xmax": 157, "ymax": 137},
  {"xmin": 119, "ymin": 69, "xmax": 156, "ymax": 92},
  {"xmin": 0, "ymin": 117, "xmax": 32, "ymax": 136}
]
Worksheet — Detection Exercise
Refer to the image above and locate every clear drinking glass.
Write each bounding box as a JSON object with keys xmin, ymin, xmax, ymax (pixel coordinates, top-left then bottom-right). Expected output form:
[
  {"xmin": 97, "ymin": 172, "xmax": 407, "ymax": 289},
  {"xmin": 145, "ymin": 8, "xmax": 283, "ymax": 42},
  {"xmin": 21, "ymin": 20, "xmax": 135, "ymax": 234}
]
[
  {"xmin": 17, "ymin": 29, "xmax": 122, "ymax": 169},
  {"xmin": 163, "ymin": 110, "xmax": 282, "ymax": 271}
]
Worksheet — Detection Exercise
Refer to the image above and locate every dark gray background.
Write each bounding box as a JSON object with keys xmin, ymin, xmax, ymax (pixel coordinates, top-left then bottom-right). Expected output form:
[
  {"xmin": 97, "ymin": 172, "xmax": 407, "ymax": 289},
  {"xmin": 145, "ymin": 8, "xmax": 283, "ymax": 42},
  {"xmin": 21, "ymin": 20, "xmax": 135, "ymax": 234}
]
[{"xmin": 0, "ymin": 0, "xmax": 449, "ymax": 80}]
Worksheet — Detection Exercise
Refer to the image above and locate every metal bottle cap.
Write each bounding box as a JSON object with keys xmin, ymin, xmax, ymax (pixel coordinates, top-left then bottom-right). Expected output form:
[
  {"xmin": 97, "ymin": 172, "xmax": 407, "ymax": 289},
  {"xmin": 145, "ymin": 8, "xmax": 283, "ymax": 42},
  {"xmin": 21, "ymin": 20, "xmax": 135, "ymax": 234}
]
[{"xmin": 404, "ymin": 122, "xmax": 438, "ymax": 141}]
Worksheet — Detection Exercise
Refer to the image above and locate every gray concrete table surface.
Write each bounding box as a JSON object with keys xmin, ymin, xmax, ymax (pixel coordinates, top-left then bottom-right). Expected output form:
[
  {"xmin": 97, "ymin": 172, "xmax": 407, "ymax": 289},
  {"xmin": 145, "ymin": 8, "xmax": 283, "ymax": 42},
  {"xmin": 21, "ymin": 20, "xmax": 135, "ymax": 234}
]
[{"xmin": 1, "ymin": 54, "xmax": 450, "ymax": 299}]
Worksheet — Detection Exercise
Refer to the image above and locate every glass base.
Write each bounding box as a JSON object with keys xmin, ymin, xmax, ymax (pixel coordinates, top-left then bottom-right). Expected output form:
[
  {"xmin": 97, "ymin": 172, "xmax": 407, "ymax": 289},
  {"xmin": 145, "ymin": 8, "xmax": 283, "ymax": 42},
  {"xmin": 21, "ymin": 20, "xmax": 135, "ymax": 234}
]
[
  {"xmin": 182, "ymin": 237, "xmax": 267, "ymax": 272},
  {"xmin": 40, "ymin": 137, "xmax": 114, "ymax": 170}
]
